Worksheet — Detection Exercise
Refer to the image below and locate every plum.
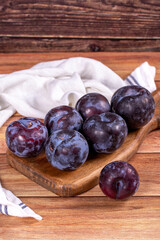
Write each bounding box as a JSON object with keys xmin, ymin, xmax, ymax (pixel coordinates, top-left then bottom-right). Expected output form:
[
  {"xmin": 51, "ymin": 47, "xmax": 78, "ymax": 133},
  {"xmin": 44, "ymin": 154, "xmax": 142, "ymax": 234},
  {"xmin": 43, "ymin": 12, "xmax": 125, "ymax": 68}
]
[
  {"xmin": 99, "ymin": 161, "xmax": 140, "ymax": 200},
  {"xmin": 111, "ymin": 86, "xmax": 155, "ymax": 130},
  {"xmin": 82, "ymin": 112, "xmax": 128, "ymax": 153},
  {"xmin": 44, "ymin": 105, "xmax": 83, "ymax": 135},
  {"xmin": 45, "ymin": 129, "xmax": 89, "ymax": 171},
  {"xmin": 5, "ymin": 117, "xmax": 48, "ymax": 157},
  {"xmin": 75, "ymin": 93, "xmax": 110, "ymax": 120}
]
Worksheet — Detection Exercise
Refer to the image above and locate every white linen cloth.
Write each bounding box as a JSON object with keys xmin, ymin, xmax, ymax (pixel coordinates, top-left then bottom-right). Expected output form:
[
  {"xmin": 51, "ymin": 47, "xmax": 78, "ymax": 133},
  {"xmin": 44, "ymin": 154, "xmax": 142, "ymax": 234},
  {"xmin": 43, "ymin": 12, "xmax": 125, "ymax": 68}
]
[
  {"xmin": 0, "ymin": 57, "xmax": 156, "ymax": 220},
  {"xmin": 0, "ymin": 57, "xmax": 156, "ymax": 128},
  {"xmin": 0, "ymin": 183, "xmax": 42, "ymax": 220}
]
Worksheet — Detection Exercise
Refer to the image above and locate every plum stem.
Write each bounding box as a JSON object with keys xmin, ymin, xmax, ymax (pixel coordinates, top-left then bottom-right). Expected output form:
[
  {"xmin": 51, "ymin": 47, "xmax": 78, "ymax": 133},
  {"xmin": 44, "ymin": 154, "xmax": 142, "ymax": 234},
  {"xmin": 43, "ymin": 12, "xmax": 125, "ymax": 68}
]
[
  {"xmin": 27, "ymin": 122, "xmax": 33, "ymax": 128},
  {"xmin": 115, "ymin": 179, "xmax": 124, "ymax": 199}
]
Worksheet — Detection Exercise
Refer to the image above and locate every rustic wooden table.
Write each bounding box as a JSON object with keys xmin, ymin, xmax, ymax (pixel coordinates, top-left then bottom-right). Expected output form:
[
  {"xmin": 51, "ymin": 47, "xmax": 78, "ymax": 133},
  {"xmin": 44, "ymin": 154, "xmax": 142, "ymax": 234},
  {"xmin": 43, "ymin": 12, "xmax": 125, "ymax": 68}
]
[{"xmin": 0, "ymin": 52, "xmax": 160, "ymax": 240}]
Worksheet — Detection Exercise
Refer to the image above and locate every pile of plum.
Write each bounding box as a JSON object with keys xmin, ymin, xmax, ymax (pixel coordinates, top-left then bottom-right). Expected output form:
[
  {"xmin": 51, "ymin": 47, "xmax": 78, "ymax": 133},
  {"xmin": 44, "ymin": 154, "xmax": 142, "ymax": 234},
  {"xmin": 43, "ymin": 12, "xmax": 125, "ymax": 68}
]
[{"xmin": 5, "ymin": 85, "xmax": 155, "ymax": 199}]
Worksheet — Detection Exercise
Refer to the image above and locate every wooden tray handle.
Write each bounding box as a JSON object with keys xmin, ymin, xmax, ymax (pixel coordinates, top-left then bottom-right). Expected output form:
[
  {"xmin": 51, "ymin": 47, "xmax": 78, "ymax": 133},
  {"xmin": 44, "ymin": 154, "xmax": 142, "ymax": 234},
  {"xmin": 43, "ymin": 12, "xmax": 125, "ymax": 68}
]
[{"xmin": 150, "ymin": 89, "xmax": 160, "ymax": 130}]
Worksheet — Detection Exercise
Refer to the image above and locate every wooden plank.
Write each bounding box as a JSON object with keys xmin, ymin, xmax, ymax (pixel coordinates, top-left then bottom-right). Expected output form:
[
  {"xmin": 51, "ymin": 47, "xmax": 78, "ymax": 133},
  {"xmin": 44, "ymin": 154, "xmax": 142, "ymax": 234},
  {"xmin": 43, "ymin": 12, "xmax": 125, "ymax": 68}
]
[
  {"xmin": 0, "ymin": 196, "xmax": 160, "ymax": 240},
  {"xmin": 1, "ymin": 37, "xmax": 160, "ymax": 52},
  {"xmin": 0, "ymin": 0, "xmax": 160, "ymax": 38},
  {"xmin": 0, "ymin": 1, "xmax": 160, "ymax": 52},
  {"xmin": 0, "ymin": 52, "xmax": 160, "ymax": 80},
  {"xmin": 1, "ymin": 153, "xmax": 160, "ymax": 197}
]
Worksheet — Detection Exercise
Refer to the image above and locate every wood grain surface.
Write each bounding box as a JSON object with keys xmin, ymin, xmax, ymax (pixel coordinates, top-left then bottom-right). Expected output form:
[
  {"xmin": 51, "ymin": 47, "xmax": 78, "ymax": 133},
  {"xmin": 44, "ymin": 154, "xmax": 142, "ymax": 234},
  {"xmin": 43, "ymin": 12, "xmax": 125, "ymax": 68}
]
[
  {"xmin": 0, "ymin": 0, "xmax": 160, "ymax": 52},
  {"xmin": 0, "ymin": 52, "xmax": 160, "ymax": 239}
]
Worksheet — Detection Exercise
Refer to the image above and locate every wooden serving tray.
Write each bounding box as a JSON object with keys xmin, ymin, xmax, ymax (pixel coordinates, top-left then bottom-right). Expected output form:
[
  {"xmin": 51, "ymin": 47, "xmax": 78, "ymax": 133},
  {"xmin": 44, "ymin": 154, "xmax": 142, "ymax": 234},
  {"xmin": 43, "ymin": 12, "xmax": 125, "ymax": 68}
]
[{"xmin": 7, "ymin": 90, "xmax": 160, "ymax": 197}]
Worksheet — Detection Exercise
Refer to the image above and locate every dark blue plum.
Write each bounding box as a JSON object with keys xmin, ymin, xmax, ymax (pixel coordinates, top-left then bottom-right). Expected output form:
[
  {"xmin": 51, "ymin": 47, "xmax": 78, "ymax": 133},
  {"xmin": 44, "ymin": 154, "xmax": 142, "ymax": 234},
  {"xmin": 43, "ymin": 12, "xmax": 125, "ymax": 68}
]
[
  {"xmin": 75, "ymin": 92, "xmax": 110, "ymax": 120},
  {"xmin": 111, "ymin": 86, "xmax": 155, "ymax": 130},
  {"xmin": 44, "ymin": 105, "xmax": 83, "ymax": 135},
  {"xmin": 45, "ymin": 129, "xmax": 89, "ymax": 171},
  {"xmin": 5, "ymin": 117, "xmax": 48, "ymax": 157},
  {"xmin": 99, "ymin": 161, "xmax": 140, "ymax": 200},
  {"xmin": 82, "ymin": 112, "xmax": 128, "ymax": 153}
]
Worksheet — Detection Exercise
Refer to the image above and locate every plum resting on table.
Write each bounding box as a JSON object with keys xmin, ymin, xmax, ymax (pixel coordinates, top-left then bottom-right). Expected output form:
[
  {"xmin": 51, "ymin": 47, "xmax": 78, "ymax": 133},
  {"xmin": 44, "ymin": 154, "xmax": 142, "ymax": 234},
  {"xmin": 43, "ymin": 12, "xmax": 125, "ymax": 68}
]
[
  {"xmin": 82, "ymin": 112, "xmax": 128, "ymax": 153},
  {"xmin": 45, "ymin": 129, "xmax": 89, "ymax": 171},
  {"xmin": 99, "ymin": 161, "xmax": 140, "ymax": 200},
  {"xmin": 44, "ymin": 105, "xmax": 83, "ymax": 135},
  {"xmin": 75, "ymin": 92, "xmax": 110, "ymax": 120},
  {"xmin": 5, "ymin": 117, "xmax": 48, "ymax": 157},
  {"xmin": 111, "ymin": 85, "xmax": 155, "ymax": 130}
]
